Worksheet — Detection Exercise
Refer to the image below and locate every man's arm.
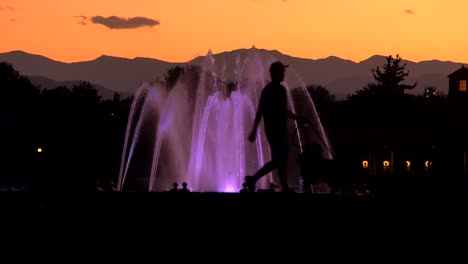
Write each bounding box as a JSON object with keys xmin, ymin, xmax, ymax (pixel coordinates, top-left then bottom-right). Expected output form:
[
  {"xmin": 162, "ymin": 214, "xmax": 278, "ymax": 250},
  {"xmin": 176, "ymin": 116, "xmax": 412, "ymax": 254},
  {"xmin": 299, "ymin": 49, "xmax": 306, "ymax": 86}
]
[
  {"xmin": 285, "ymin": 108, "xmax": 299, "ymax": 120},
  {"xmin": 286, "ymin": 108, "xmax": 311, "ymax": 125},
  {"xmin": 249, "ymin": 96, "xmax": 263, "ymax": 142},
  {"xmin": 252, "ymin": 109, "xmax": 262, "ymax": 133},
  {"xmin": 282, "ymin": 87, "xmax": 310, "ymax": 124}
]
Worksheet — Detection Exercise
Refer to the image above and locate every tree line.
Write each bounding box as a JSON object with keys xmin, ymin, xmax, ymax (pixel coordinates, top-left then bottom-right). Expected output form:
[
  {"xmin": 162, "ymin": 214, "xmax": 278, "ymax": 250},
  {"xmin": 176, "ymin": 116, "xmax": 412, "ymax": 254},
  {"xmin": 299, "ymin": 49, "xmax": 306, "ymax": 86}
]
[
  {"xmin": 0, "ymin": 62, "xmax": 132, "ymax": 190},
  {"xmin": 1, "ymin": 55, "xmax": 466, "ymax": 190}
]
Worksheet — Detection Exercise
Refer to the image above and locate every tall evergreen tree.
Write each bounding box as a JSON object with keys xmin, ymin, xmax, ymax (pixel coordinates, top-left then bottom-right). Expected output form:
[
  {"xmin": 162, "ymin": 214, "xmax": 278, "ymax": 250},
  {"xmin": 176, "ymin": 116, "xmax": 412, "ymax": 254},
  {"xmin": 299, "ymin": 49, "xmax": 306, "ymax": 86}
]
[{"xmin": 371, "ymin": 54, "xmax": 417, "ymax": 95}]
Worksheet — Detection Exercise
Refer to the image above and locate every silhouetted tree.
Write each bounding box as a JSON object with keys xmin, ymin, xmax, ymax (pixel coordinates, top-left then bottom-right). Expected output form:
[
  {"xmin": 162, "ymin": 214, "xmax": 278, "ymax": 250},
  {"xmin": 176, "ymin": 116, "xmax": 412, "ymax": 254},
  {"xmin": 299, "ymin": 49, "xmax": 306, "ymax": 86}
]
[
  {"xmin": 96, "ymin": 92, "xmax": 130, "ymax": 184},
  {"xmin": 370, "ymin": 54, "xmax": 417, "ymax": 96},
  {"xmin": 0, "ymin": 62, "xmax": 41, "ymax": 187},
  {"xmin": 347, "ymin": 55, "xmax": 416, "ymax": 104},
  {"xmin": 71, "ymin": 81, "xmax": 101, "ymax": 105},
  {"xmin": 180, "ymin": 64, "xmax": 202, "ymax": 101},
  {"xmin": 0, "ymin": 62, "xmax": 136, "ymax": 190},
  {"xmin": 164, "ymin": 66, "xmax": 185, "ymax": 90},
  {"xmin": 0, "ymin": 62, "xmax": 40, "ymax": 97},
  {"xmin": 307, "ymin": 84, "xmax": 336, "ymax": 123},
  {"xmin": 345, "ymin": 55, "xmax": 417, "ymax": 119}
]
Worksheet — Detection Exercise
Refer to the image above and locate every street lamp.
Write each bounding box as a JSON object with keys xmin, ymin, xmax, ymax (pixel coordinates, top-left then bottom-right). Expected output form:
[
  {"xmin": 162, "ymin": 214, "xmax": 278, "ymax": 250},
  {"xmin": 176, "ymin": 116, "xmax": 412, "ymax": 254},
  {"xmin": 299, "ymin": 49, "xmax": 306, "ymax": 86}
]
[
  {"xmin": 362, "ymin": 160, "xmax": 369, "ymax": 169},
  {"xmin": 383, "ymin": 160, "xmax": 390, "ymax": 168}
]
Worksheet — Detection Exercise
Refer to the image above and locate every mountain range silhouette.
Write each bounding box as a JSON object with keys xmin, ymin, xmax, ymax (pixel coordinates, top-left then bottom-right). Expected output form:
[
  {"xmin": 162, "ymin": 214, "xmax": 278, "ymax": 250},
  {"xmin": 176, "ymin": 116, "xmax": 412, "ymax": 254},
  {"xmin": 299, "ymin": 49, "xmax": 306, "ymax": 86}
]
[{"xmin": 1, "ymin": 48, "xmax": 465, "ymax": 99}]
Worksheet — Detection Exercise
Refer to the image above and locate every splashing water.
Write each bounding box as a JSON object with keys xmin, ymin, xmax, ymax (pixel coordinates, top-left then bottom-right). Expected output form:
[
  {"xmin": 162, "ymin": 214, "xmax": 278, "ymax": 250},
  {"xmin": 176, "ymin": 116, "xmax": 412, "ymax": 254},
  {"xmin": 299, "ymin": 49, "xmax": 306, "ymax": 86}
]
[{"xmin": 118, "ymin": 47, "xmax": 333, "ymax": 192}]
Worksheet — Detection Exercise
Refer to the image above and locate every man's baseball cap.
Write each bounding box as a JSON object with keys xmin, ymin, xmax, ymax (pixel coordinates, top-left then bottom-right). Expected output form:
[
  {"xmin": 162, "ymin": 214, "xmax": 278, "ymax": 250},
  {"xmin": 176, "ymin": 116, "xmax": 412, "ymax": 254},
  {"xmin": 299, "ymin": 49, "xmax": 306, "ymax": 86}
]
[{"xmin": 269, "ymin": 61, "xmax": 289, "ymax": 72}]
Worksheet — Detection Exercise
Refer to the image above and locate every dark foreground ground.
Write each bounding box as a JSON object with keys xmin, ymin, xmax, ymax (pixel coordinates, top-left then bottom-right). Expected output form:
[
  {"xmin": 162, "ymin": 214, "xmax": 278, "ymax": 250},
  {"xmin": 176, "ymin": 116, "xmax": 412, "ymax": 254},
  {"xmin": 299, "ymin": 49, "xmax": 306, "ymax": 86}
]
[{"xmin": 0, "ymin": 187, "xmax": 466, "ymax": 261}]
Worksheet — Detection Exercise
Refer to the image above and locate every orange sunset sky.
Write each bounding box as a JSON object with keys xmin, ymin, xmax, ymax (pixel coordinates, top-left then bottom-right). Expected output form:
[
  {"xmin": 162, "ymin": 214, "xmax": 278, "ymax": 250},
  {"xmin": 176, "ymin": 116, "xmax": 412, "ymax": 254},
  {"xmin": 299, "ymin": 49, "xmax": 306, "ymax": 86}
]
[{"xmin": 1, "ymin": 0, "xmax": 467, "ymax": 63}]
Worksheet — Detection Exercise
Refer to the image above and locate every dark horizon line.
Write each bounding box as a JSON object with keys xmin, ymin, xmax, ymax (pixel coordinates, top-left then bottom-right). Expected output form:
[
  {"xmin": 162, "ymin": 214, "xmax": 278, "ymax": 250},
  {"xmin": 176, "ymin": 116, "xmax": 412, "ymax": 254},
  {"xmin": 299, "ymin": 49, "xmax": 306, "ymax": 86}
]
[{"xmin": 1, "ymin": 48, "xmax": 466, "ymax": 66}]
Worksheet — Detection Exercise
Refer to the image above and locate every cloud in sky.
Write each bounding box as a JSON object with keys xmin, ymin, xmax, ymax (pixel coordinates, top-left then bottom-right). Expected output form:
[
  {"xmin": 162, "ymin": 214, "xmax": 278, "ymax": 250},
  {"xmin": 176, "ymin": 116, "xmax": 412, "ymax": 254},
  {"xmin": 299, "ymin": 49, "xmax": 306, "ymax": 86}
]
[
  {"xmin": 0, "ymin": 3, "xmax": 29, "ymax": 13},
  {"xmin": 404, "ymin": 9, "xmax": 416, "ymax": 15},
  {"xmin": 1, "ymin": 3, "xmax": 20, "ymax": 22},
  {"xmin": 0, "ymin": 5, "xmax": 15, "ymax": 11},
  {"xmin": 74, "ymin": 15, "xmax": 88, "ymax": 25},
  {"xmin": 75, "ymin": 15, "xmax": 160, "ymax": 29}
]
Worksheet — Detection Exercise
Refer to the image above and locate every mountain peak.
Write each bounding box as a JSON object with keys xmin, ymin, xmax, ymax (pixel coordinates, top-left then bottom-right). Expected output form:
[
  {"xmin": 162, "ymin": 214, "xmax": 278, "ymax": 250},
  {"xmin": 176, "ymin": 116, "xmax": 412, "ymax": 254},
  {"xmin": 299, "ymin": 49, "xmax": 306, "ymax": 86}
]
[
  {"xmin": 324, "ymin": 55, "xmax": 343, "ymax": 60},
  {"xmin": 6, "ymin": 50, "xmax": 28, "ymax": 55},
  {"xmin": 0, "ymin": 50, "xmax": 64, "ymax": 64},
  {"xmin": 95, "ymin": 55, "xmax": 127, "ymax": 61},
  {"xmin": 3, "ymin": 50, "xmax": 47, "ymax": 59},
  {"xmin": 360, "ymin": 55, "xmax": 387, "ymax": 63},
  {"xmin": 315, "ymin": 55, "xmax": 354, "ymax": 64}
]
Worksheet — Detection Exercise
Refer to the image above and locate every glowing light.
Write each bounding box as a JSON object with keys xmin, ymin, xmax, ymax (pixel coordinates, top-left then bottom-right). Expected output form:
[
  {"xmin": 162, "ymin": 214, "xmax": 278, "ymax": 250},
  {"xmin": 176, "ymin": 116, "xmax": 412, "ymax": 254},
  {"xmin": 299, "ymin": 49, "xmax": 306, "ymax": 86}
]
[
  {"xmin": 223, "ymin": 185, "xmax": 236, "ymax": 193},
  {"xmin": 425, "ymin": 161, "xmax": 432, "ymax": 168},
  {"xmin": 37, "ymin": 148, "xmax": 43, "ymax": 153},
  {"xmin": 362, "ymin": 160, "xmax": 369, "ymax": 169},
  {"xmin": 383, "ymin": 161, "xmax": 390, "ymax": 167},
  {"xmin": 406, "ymin": 161, "xmax": 411, "ymax": 168}
]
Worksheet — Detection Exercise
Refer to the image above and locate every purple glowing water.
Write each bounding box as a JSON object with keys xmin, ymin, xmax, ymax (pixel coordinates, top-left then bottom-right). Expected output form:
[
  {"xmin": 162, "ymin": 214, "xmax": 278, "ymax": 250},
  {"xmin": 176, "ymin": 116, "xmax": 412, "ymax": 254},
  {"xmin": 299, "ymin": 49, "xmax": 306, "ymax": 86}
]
[{"xmin": 118, "ymin": 47, "xmax": 333, "ymax": 192}]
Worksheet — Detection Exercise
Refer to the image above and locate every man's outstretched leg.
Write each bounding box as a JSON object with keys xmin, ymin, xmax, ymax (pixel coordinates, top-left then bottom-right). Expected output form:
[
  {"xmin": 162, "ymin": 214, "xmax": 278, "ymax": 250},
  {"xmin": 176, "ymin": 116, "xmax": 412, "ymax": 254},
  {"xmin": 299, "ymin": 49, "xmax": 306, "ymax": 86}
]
[{"xmin": 245, "ymin": 161, "xmax": 277, "ymax": 192}]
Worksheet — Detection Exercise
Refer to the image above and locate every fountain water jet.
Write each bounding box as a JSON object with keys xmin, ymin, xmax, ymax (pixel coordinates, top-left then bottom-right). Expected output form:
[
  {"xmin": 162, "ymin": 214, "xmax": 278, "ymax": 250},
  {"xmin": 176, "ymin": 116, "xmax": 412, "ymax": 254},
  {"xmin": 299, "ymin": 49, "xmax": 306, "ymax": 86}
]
[{"xmin": 118, "ymin": 47, "xmax": 333, "ymax": 192}]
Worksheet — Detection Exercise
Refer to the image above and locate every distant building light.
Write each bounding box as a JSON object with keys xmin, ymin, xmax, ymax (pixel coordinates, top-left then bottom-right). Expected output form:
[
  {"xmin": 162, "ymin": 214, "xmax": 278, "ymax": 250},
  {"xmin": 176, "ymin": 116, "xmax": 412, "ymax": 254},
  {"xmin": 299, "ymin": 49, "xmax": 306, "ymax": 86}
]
[
  {"xmin": 425, "ymin": 161, "xmax": 432, "ymax": 168},
  {"xmin": 424, "ymin": 87, "xmax": 437, "ymax": 97},
  {"xmin": 362, "ymin": 160, "xmax": 369, "ymax": 169},
  {"xmin": 406, "ymin": 161, "xmax": 411, "ymax": 168},
  {"xmin": 383, "ymin": 161, "xmax": 390, "ymax": 168},
  {"xmin": 37, "ymin": 148, "xmax": 43, "ymax": 153},
  {"xmin": 460, "ymin": 80, "xmax": 467, "ymax": 92}
]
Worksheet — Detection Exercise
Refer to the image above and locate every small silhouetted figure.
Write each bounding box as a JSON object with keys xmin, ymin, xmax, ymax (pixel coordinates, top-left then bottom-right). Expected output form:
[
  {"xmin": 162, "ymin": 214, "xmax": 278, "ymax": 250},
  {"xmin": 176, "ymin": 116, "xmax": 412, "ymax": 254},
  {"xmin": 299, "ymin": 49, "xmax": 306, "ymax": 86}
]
[
  {"xmin": 96, "ymin": 180, "xmax": 104, "ymax": 192},
  {"xmin": 246, "ymin": 61, "xmax": 311, "ymax": 192},
  {"xmin": 107, "ymin": 180, "xmax": 117, "ymax": 192},
  {"xmin": 353, "ymin": 182, "xmax": 370, "ymax": 196},
  {"xmin": 169, "ymin": 182, "xmax": 179, "ymax": 192},
  {"xmin": 240, "ymin": 182, "xmax": 250, "ymax": 193},
  {"xmin": 180, "ymin": 182, "xmax": 191, "ymax": 193},
  {"xmin": 96, "ymin": 180, "xmax": 117, "ymax": 192}
]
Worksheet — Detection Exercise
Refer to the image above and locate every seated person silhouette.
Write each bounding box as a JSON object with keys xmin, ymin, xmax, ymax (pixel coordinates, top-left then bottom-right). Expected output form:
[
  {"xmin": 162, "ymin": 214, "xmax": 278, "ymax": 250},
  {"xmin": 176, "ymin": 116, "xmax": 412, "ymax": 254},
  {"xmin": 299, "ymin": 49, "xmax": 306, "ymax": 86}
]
[
  {"xmin": 179, "ymin": 182, "xmax": 191, "ymax": 193},
  {"xmin": 239, "ymin": 182, "xmax": 250, "ymax": 193},
  {"xmin": 106, "ymin": 180, "xmax": 117, "ymax": 192},
  {"xmin": 169, "ymin": 182, "xmax": 179, "ymax": 192},
  {"xmin": 245, "ymin": 61, "xmax": 311, "ymax": 193}
]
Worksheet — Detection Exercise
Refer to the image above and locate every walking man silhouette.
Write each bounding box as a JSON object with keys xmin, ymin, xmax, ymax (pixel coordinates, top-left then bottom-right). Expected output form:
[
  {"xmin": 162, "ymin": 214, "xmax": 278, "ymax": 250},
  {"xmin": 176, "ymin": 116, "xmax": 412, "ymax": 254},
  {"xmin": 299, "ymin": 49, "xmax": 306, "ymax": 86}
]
[{"xmin": 245, "ymin": 61, "xmax": 311, "ymax": 192}]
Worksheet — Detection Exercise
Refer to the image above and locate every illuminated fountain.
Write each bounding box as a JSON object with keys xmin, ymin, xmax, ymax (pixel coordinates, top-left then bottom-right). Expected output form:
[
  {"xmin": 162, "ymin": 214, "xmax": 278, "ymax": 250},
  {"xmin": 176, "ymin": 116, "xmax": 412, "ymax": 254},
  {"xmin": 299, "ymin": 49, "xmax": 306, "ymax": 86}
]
[{"xmin": 117, "ymin": 47, "xmax": 333, "ymax": 192}]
